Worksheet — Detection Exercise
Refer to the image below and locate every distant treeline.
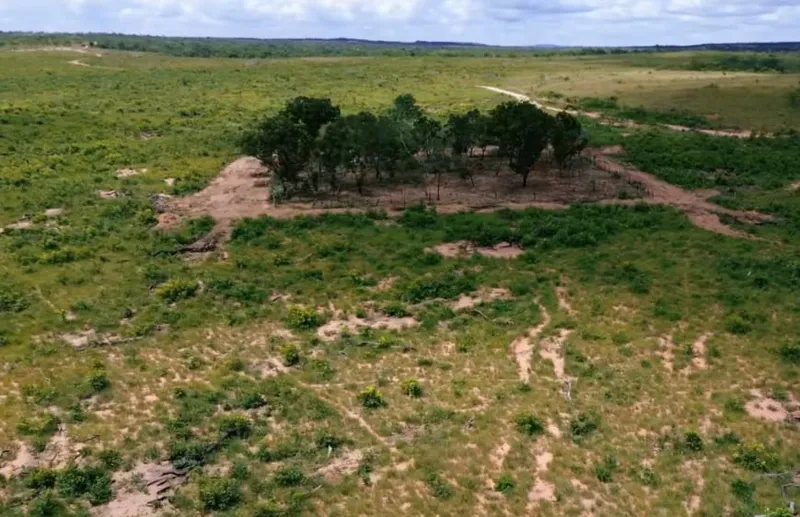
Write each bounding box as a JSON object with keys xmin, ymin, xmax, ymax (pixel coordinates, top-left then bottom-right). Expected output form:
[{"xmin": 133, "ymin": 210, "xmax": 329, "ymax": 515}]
[{"xmin": 1, "ymin": 32, "xmax": 799, "ymax": 63}]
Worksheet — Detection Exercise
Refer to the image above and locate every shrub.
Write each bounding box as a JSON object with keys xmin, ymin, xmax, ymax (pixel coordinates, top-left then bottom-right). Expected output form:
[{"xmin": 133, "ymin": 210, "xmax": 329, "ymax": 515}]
[
  {"xmin": 274, "ymin": 466, "xmax": 305, "ymax": 486},
  {"xmin": 0, "ymin": 284, "xmax": 29, "ymax": 313},
  {"xmin": 167, "ymin": 439, "xmax": 217, "ymax": 468},
  {"xmin": 714, "ymin": 431, "xmax": 741, "ymax": 446},
  {"xmin": 730, "ymin": 479, "xmax": 755, "ymax": 502},
  {"xmin": 314, "ymin": 430, "xmax": 342, "ymax": 450},
  {"xmin": 240, "ymin": 391, "xmax": 267, "ymax": 410},
  {"xmin": 17, "ymin": 413, "xmax": 60, "ymax": 438},
  {"xmin": 400, "ymin": 378, "xmax": 423, "ymax": 398},
  {"xmin": 57, "ymin": 466, "xmax": 111, "ymax": 504},
  {"xmin": 86, "ymin": 370, "xmax": 111, "ymax": 392},
  {"xmin": 231, "ymin": 462, "xmax": 249, "ymax": 480},
  {"xmin": 733, "ymin": 442, "xmax": 779, "ymax": 473},
  {"xmin": 357, "ymin": 386, "xmax": 386, "ymax": 409},
  {"xmin": 286, "ymin": 306, "xmax": 324, "ymax": 330},
  {"xmin": 281, "ymin": 344, "xmax": 301, "ymax": 366},
  {"xmin": 382, "ymin": 303, "xmax": 410, "ymax": 318},
  {"xmin": 515, "ymin": 413, "xmax": 544, "ymax": 436},
  {"xmin": 218, "ymin": 415, "xmax": 252, "ymax": 440},
  {"xmin": 424, "ymin": 471, "xmax": 453, "ymax": 499},
  {"xmin": 776, "ymin": 343, "xmax": 800, "ymax": 364},
  {"xmin": 24, "ymin": 468, "xmax": 57, "ymax": 491},
  {"xmin": 198, "ymin": 476, "xmax": 242, "ymax": 511},
  {"xmin": 403, "ymin": 272, "xmax": 478, "ymax": 303},
  {"xmin": 594, "ymin": 454, "xmax": 618, "ymax": 483},
  {"xmin": 26, "ymin": 494, "xmax": 70, "ymax": 517},
  {"xmin": 570, "ymin": 411, "xmax": 600, "ymax": 440},
  {"xmin": 495, "ymin": 474, "xmax": 515, "ymax": 494},
  {"xmin": 725, "ymin": 315, "xmax": 752, "ymax": 335},
  {"xmin": 684, "ymin": 432, "xmax": 704, "ymax": 452},
  {"xmin": 97, "ymin": 450, "xmax": 122, "ymax": 470},
  {"xmin": 154, "ymin": 279, "xmax": 198, "ymax": 303},
  {"xmin": 638, "ymin": 467, "xmax": 658, "ymax": 487}
]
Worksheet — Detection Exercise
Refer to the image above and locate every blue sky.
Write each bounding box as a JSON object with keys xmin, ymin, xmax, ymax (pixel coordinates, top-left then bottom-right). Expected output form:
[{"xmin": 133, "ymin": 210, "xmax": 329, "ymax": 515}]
[{"xmin": 0, "ymin": 0, "xmax": 798, "ymax": 46}]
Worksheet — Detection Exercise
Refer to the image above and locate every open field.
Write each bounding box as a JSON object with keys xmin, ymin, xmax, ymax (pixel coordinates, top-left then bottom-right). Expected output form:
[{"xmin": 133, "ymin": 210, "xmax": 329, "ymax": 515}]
[{"xmin": 1, "ymin": 47, "xmax": 799, "ymax": 517}]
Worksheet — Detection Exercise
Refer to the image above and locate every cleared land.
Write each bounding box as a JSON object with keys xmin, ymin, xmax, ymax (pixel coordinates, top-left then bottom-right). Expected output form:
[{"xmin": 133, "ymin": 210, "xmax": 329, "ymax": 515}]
[{"xmin": 0, "ymin": 48, "xmax": 799, "ymax": 517}]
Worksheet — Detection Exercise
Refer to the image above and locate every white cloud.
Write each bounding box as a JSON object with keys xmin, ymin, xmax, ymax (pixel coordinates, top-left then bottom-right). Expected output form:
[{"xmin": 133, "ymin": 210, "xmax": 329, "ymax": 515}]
[{"xmin": 0, "ymin": 0, "xmax": 795, "ymax": 45}]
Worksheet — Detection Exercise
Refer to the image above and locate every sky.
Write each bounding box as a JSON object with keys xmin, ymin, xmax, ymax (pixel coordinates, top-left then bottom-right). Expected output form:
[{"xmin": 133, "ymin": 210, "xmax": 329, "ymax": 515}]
[{"xmin": 0, "ymin": 0, "xmax": 798, "ymax": 46}]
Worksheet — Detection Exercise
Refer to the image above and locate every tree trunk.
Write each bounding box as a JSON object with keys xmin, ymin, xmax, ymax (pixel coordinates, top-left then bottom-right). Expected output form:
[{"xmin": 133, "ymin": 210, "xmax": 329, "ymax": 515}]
[
  {"xmin": 522, "ymin": 170, "xmax": 530, "ymax": 187},
  {"xmin": 437, "ymin": 172, "xmax": 442, "ymax": 201}
]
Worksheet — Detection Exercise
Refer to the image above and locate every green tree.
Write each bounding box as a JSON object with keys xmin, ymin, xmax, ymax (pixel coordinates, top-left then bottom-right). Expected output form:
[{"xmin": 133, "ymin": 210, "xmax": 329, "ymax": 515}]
[
  {"xmin": 283, "ymin": 96, "xmax": 340, "ymax": 136},
  {"xmin": 551, "ymin": 111, "xmax": 588, "ymax": 171},
  {"xmin": 446, "ymin": 109, "xmax": 481, "ymax": 156},
  {"xmin": 490, "ymin": 101, "xmax": 554, "ymax": 186},
  {"xmin": 242, "ymin": 112, "xmax": 314, "ymax": 188}
]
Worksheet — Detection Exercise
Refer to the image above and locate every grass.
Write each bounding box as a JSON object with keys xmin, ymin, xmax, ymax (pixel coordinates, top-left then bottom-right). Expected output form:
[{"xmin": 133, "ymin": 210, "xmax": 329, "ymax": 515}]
[{"xmin": 0, "ymin": 47, "xmax": 799, "ymax": 517}]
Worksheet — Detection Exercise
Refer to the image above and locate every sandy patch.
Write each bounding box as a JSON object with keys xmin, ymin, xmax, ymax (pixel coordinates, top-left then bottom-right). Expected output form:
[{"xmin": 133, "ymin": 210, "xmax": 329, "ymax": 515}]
[
  {"xmin": 547, "ymin": 420, "xmax": 562, "ymax": 439},
  {"xmin": 98, "ymin": 190, "xmax": 120, "ymax": 199},
  {"xmin": 60, "ymin": 329, "xmax": 121, "ymax": 350},
  {"xmin": 682, "ymin": 461, "xmax": 705, "ymax": 515},
  {"xmin": 0, "ymin": 441, "xmax": 38, "ymax": 477},
  {"xmin": 316, "ymin": 449, "xmax": 364, "ymax": 483},
  {"xmin": 316, "ymin": 311, "xmax": 418, "ymax": 341},
  {"xmin": 528, "ymin": 449, "xmax": 556, "ymax": 505},
  {"xmin": 92, "ymin": 462, "xmax": 188, "ymax": 517},
  {"xmin": 539, "ymin": 329, "xmax": 572, "ymax": 381},
  {"xmin": 375, "ymin": 276, "xmax": 397, "ymax": 291},
  {"xmin": 512, "ymin": 302, "xmax": 552, "ymax": 382},
  {"xmin": 744, "ymin": 389, "xmax": 790, "ymax": 423},
  {"xmin": 489, "ymin": 441, "xmax": 511, "ymax": 470},
  {"xmin": 453, "ymin": 287, "xmax": 511, "ymax": 311},
  {"xmin": 788, "ymin": 181, "xmax": 800, "ymax": 191},
  {"xmin": 45, "ymin": 208, "xmax": 64, "ymax": 218},
  {"xmin": 253, "ymin": 357, "xmax": 289, "ymax": 377},
  {"xmin": 116, "ymin": 168, "xmax": 146, "ymax": 178},
  {"xmin": 555, "ymin": 286, "xmax": 575, "ymax": 315},
  {"xmin": 691, "ymin": 333, "xmax": 710, "ymax": 370},
  {"xmin": 656, "ymin": 335, "xmax": 675, "ymax": 372},
  {"xmin": 5, "ymin": 220, "xmax": 34, "ymax": 230},
  {"xmin": 431, "ymin": 241, "xmax": 523, "ymax": 259},
  {"xmin": 164, "ymin": 178, "xmax": 176, "ymax": 187}
]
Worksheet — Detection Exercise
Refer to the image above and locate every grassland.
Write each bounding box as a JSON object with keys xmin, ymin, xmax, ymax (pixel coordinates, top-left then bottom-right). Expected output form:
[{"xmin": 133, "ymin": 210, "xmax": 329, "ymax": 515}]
[{"xmin": 1, "ymin": 48, "xmax": 799, "ymax": 517}]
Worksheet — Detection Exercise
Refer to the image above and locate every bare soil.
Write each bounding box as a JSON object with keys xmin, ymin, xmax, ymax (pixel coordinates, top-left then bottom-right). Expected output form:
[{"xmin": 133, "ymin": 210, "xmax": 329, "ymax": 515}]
[
  {"xmin": 511, "ymin": 302, "xmax": 551, "ymax": 383},
  {"xmin": 316, "ymin": 310, "xmax": 419, "ymax": 342}
]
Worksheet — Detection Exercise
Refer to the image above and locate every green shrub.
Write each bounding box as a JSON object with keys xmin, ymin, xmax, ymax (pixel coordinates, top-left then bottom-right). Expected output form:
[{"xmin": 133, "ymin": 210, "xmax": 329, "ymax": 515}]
[
  {"xmin": 357, "ymin": 386, "xmax": 386, "ymax": 409},
  {"xmin": 286, "ymin": 306, "xmax": 324, "ymax": 330},
  {"xmin": 638, "ymin": 467, "xmax": 658, "ymax": 487},
  {"xmin": 714, "ymin": 431, "xmax": 741, "ymax": 447},
  {"xmin": 17, "ymin": 413, "xmax": 60, "ymax": 439},
  {"xmin": 594, "ymin": 454, "xmax": 618, "ymax": 483},
  {"xmin": 733, "ymin": 442, "xmax": 779, "ymax": 472},
  {"xmin": 424, "ymin": 471, "xmax": 453, "ymax": 499},
  {"xmin": 403, "ymin": 272, "xmax": 478, "ymax": 303},
  {"xmin": 570, "ymin": 411, "xmax": 600, "ymax": 440},
  {"xmin": 730, "ymin": 479, "xmax": 755, "ymax": 502},
  {"xmin": 515, "ymin": 413, "xmax": 544, "ymax": 436},
  {"xmin": 382, "ymin": 303, "xmax": 410, "ymax": 318},
  {"xmin": 154, "ymin": 279, "xmax": 198, "ymax": 303},
  {"xmin": 26, "ymin": 493, "xmax": 71, "ymax": 517},
  {"xmin": 218, "ymin": 415, "xmax": 252, "ymax": 440},
  {"xmin": 684, "ymin": 432, "xmax": 704, "ymax": 452},
  {"xmin": 86, "ymin": 370, "xmax": 111, "ymax": 392},
  {"xmin": 24, "ymin": 468, "xmax": 57, "ymax": 491},
  {"xmin": 495, "ymin": 474, "xmax": 515, "ymax": 494},
  {"xmin": 97, "ymin": 450, "xmax": 122, "ymax": 470},
  {"xmin": 240, "ymin": 391, "xmax": 267, "ymax": 410},
  {"xmin": 56, "ymin": 466, "xmax": 111, "ymax": 504},
  {"xmin": 198, "ymin": 476, "xmax": 242, "ymax": 511},
  {"xmin": 0, "ymin": 284, "xmax": 30, "ymax": 313},
  {"xmin": 776, "ymin": 343, "xmax": 800, "ymax": 364},
  {"xmin": 724, "ymin": 315, "xmax": 752, "ymax": 335},
  {"xmin": 400, "ymin": 378, "xmax": 423, "ymax": 398},
  {"xmin": 167, "ymin": 439, "xmax": 218, "ymax": 468},
  {"xmin": 314, "ymin": 430, "xmax": 342, "ymax": 450},
  {"xmin": 274, "ymin": 466, "xmax": 305, "ymax": 486},
  {"xmin": 281, "ymin": 344, "xmax": 301, "ymax": 366}
]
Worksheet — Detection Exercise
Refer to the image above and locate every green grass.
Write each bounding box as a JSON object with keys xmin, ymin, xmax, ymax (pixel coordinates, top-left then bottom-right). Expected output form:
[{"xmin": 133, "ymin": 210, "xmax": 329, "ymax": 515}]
[{"xmin": 0, "ymin": 48, "xmax": 799, "ymax": 517}]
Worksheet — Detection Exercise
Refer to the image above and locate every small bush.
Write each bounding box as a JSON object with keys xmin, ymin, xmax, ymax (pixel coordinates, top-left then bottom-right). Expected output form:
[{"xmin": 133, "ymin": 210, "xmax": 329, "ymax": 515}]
[
  {"xmin": 281, "ymin": 343, "xmax": 301, "ymax": 366},
  {"xmin": 357, "ymin": 386, "xmax": 386, "ymax": 409},
  {"xmin": 24, "ymin": 468, "xmax": 57, "ymax": 491},
  {"xmin": 638, "ymin": 467, "xmax": 658, "ymax": 487},
  {"xmin": 776, "ymin": 343, "xmax": 800, "ymax": 364},
  {"xmin": 218, "ymin": 415, "xmax": 252, "ymax": 440},
  {"xmin": 515, "ymin": 413, "xmax": 544, "ymax": 436},
  {"xmin": 495, "ymin": 474, "xmax": 515, "ymax": 494},
  {"xmin": 57, "ymin": 466, "xmax": 112, "ymax": 504},
  {"xmin": 0, "ymin": 284, "xmax": 30, "ymax": 313},
  {"xmin": 400, "ymin": 378, "xmax": 423, "ymax": 398},
  {"xmin": 382, "ymin": 303, "xmax": 410, "ymax": 318},
  {"xmin": 274, "ymin": 466, "xmax": 305, "ymax": 486},
  {"xmin": 570, "ymin": 411, "xmax": 600, "ymax": 440},
  {"xmin": 86, "ymin": 370, "xmax": 111, "ymax": 392},
  {"xmin": 154, "ymin": 279, "xmax": 198, "ymax": 303},
  {"xmin": 97, "ymin": 450, "xmax": 122, "ymax": 470},
  {"xmin": 733, "ymin": 442, "xmax": 779, "ymax": 473},
  {"xmin": 730, "ymin": 478, "xmax": 755, "ymax": 502},
  {"xmin": 286, "ymin": 306, "xmax": 324, "ymax": 330},
  {"xmin": 198, "ymin": 476, "xmax": 242, "ymax": 511},
  {"xmin": 725, "ymin": 315, "xmax": 752, "ymax": 335},
  {"xmin": 684, "ymin": 432, "xmax": 704, "ymax": 452},
  {"xmin": 240, "ymin": 391, "xmax": 267, "ymax": 410},
  {"xmin": 424, "ymin": 471, "xmax": 453, "ymax": 499},
  {"xmin": 314, "ymin": 430, "xmax": 342, "ymax": 450},
  {"xmin": 594, "ymin": 454, "xmax": 618, "ymax": 483},
  {"xmin": 714, "ymin": 431, "xmax": 741, "ymax": 447}
]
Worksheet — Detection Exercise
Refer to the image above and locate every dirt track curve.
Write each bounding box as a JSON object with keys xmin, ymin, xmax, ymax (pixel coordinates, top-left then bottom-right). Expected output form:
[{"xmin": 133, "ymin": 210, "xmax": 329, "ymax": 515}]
[{"xmin": 479, "ymin": 86, "xmax": 759, "ymax": 139}]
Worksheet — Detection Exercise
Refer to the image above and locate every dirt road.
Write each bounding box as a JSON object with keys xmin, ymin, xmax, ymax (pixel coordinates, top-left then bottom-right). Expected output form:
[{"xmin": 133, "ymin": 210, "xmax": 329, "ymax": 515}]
[{"xmin": 480, "ymin": 86, "xmax": 760, "ymax": 138}]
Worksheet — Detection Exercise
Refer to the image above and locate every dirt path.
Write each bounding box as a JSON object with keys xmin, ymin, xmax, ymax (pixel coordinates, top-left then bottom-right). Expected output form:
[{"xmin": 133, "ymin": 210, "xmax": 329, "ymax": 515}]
[
  {"xmin": 67, "ymin": 59, "xmax": 123, "ymax": 71},
  {"xmin": 588, "ymin": 148, "xmax": 773, "ymax": 238},
  {"xmin": 480, "ymin": 86, "xmax": 762, "ymax": 139}
]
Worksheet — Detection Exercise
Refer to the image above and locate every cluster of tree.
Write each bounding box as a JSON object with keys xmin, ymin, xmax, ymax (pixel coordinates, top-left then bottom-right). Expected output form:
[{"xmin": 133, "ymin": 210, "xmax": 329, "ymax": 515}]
[{"xmin": 241, "ymin": 94, "xmax": 588, "ymax": 198}]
